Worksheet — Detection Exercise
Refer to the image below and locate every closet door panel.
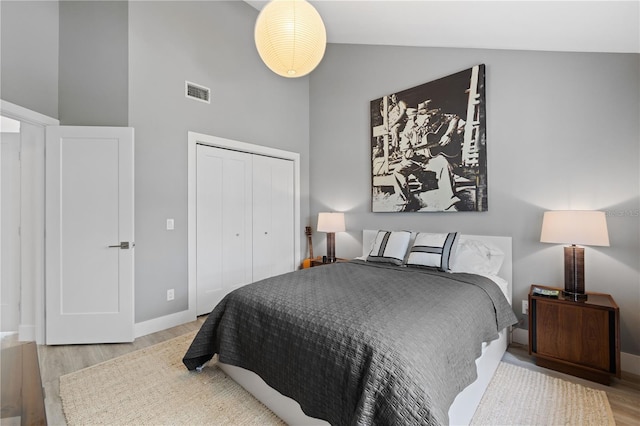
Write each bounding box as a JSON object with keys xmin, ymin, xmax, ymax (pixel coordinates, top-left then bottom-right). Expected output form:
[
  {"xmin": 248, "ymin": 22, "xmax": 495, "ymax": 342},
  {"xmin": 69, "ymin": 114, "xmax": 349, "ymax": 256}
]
[
  {"xmin": 253, "ymin": 155, "xmax": 295, "ymax": 282},
  {"xmin": 196, "ymin": 145, "xmax": 252, "ymax": 316},
  {"xmin": 196, "ymin": 146, "xmax": 223, "ymax": 316},
  {"xmin": 222, "ymin": 153, "xmax": 253, "ymax": 290},
  {"xmin": 268, "ymin": 157, "xmax": 295, "ymax": 276}
]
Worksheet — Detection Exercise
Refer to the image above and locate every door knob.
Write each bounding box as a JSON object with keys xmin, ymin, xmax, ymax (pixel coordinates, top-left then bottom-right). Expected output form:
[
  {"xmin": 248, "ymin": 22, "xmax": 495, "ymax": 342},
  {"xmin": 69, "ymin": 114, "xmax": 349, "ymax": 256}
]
[{"xmin": 108, "ymin": 242, "xmax": 132, "ymax": 249}]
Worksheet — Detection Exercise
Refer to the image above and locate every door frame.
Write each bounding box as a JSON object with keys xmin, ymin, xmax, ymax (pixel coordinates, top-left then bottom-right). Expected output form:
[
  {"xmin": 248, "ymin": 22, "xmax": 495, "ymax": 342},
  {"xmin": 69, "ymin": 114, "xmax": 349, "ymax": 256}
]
[
  {"xmin": 1, "ymin": 100, "xmax": 59, "ymax": 344},
  {"xmin": 1, "ymin": 129, "xmax": 22, "ymax": 333},
  {"xmin": 187, "ymin": 131, "xmax": 301, "ymax": 320}
]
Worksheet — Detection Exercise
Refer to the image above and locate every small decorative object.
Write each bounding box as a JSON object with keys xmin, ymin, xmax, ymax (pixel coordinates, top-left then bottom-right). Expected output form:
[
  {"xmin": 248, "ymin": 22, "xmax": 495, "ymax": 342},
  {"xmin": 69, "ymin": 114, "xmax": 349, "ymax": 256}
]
[
  {"xmin": 254, "ymin": 0, "xmax": 326, "ymax": 78},
  {"xmin": 531, "ymin": 286, "xmax": 560, "ymax": 298},
  {"xmin": 540, "ymin": 210, "xmax": 610, "ymax": 301},
  {"xmin": 317, "ymin": 212, "xmax": 345, "ymax": 263},
  {"xmin": 370, "ymin": 64, "xmax": 487, "ymax": 212}
]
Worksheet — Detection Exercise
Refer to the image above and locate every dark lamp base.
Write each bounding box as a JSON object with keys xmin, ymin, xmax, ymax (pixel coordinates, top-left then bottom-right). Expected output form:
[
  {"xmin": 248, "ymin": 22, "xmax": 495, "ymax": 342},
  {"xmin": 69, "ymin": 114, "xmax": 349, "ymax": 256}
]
[
  {"xmin": 564, "ymin": 245, "xmax": 586, "ymax": 302},
  {"xmin": 562, "ymin": 290, "xmax": 588, "ymax": 302},
  {"xmin": 326, "ymin": 232, "xmax": 336, "ymax": 263}
]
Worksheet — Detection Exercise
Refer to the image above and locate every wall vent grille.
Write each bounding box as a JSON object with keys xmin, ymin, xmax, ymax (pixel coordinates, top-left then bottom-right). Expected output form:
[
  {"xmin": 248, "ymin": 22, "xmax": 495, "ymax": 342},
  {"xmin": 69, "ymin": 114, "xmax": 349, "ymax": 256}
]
[{"xmin": 185, "ymin": 81, "xmax": 211, "ymax": 104}]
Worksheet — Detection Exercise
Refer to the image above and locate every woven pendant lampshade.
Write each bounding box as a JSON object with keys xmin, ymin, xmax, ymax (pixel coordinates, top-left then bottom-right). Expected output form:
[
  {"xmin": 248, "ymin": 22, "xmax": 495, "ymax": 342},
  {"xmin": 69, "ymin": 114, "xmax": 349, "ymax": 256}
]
[{"xmin": 254, "ymin": 0, "xmax": 326, "ymax": 78}]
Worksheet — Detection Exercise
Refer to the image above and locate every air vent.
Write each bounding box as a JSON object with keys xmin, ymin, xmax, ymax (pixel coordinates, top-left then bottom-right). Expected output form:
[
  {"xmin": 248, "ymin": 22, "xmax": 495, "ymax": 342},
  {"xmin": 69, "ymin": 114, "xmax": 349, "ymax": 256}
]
[{"xmin": 185, "ymin": 81, "xmax": 211, "ymax": 104}]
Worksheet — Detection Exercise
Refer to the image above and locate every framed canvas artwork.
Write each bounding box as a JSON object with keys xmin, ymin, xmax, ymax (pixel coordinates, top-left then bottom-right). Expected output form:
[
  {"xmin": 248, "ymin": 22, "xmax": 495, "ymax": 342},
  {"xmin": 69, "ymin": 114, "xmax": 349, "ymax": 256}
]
[{"xmin": 370, "ymin": 64, "xmax": 487, "ymax": 212}]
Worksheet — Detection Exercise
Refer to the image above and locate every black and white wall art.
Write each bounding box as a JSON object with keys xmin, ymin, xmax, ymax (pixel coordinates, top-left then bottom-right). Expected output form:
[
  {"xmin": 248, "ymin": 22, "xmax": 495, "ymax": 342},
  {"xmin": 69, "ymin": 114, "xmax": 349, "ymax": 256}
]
[{"xmin": 370, "ymin": 64, "xmax": 487, "ymax": 212}]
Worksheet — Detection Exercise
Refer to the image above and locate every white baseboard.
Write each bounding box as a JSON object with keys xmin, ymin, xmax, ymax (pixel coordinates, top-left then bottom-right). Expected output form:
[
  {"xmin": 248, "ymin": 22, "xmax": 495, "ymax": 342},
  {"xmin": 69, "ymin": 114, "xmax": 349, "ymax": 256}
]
[
  {"xmin": 18, "ymin": 324, "xmax": 35, "ymax": 342},
  {"xmin": 19, "ymin": 315, "xmax": 196, "ymax": 343},
  {"xmin": 134, "ymin": 309, "xmax": 196, "ymax": 339},
  {"xmin": 510, "ymin": 327, "xmax": 640, "ymax": 376},
  {"xmin": 621, "ymin": 352, "xmax": 640, "ymax": 376},
  {"xmin": 512, "ymin": 328, "xmax": 528, "ymax": 345}
]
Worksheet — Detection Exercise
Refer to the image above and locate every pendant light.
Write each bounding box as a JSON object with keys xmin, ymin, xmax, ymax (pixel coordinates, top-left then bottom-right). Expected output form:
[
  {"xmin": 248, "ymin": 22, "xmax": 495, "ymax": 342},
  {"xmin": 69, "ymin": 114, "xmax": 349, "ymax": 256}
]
[{"xmin": 254, "ymin": 0, "xmax": 326, "ymax": 78}]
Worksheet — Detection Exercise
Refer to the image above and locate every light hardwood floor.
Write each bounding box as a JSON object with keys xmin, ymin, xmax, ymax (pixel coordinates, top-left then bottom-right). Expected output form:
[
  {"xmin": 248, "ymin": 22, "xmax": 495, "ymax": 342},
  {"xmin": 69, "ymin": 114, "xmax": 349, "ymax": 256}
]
[
  {"xmin": 11, "ymin": 320, "xmax": 640, "ymax": 426},
  {"xmin": 1, "ymin": 339, "xmax": 46, "ymax": 425},
  {"xmin": 35, "ymin": 317, "xmax": 206, "ymax": 425}
]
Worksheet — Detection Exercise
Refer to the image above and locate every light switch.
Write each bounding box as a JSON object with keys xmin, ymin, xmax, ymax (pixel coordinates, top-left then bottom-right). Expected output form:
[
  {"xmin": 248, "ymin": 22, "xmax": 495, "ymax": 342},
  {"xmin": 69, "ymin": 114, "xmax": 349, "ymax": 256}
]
[{"xmin": 166, "ymin": 218, "xmax": 175, "ymax": 230}]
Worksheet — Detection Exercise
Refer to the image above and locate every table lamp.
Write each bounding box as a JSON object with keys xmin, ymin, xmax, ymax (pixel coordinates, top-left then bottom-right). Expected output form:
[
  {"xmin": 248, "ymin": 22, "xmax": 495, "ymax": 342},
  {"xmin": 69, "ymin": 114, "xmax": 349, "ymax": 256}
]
[
  {"xmin": 540, "ymin": 210, "xmax": 609, "ymax": 301},
  {"xmin": 317, "ymin": 212, "xmax": 345, "ymax": 263}
]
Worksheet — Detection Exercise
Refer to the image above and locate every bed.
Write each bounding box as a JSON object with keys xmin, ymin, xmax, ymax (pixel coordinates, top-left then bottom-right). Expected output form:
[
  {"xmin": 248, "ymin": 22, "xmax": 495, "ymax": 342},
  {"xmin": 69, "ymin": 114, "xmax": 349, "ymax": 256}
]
[{"xmin": 183, "ymin": 230, "xmax": 517, "ymax": 425}]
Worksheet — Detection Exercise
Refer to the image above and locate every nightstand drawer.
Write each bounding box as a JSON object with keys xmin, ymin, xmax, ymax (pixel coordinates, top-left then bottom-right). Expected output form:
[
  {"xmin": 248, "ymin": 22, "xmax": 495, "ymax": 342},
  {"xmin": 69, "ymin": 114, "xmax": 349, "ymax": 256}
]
[{"xmin": 533, "ymin": 300, "xmax": 612, "ymax": 371}]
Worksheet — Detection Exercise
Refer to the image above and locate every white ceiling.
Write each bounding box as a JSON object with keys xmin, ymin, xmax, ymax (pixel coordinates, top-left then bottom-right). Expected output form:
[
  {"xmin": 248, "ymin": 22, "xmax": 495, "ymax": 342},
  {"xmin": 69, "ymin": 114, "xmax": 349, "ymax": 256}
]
[{"xmin": 245, "ymin": 1, "xmax": 640, "ymax": 54}]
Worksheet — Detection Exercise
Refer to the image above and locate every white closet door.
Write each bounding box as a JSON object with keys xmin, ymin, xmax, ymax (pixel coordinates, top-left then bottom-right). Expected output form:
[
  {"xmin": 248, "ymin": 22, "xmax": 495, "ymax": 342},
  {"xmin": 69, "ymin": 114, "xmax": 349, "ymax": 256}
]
[
  {"xmin": 252, "ymin": 155, "xmax": 295, "ymax": 282},
  {"xmin": 196, "ymin": 145, "xmax": 252, "ymax": 316}
]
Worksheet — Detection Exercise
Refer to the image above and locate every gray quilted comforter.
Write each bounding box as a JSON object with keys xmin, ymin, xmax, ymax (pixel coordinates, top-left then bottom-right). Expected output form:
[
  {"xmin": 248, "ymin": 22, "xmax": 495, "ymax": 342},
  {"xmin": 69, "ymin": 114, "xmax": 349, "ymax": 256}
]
[{"xmin": 183, "ymin": 261, "xmax": 517, "ymax": 426}]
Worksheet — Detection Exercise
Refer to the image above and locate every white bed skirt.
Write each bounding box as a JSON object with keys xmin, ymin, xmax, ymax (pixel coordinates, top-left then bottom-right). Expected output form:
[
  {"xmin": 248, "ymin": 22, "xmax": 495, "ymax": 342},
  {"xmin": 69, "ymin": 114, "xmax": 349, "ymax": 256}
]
[{"xmin": 219, "ymin": 328, "xmax": 508, "ymax": 426}]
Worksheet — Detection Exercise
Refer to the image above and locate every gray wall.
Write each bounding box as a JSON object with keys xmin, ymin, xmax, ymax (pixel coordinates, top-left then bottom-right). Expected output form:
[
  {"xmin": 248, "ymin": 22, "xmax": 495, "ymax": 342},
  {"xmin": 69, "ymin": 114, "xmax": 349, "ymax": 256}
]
[
  {"xmin": 1, "ymin": 1, "xmax": 311, "ymax": 325},
  {"xmin": 128, "ymin": 1, "xmax": 310, "ymax": 322},
  {"xmin": 59, "ymin": 1, "xmax": 128, "ymax": 126},
  {"xmin": 0, "ymin": 0, "xmax": 127, "ymax": 125},
  {"xmin": 309, "ymin": 44, "xmax": 640, "ymax": 355},
  {"xmin": 1, "ymin": 1, "xmax": 59, "ymax": 119},
  {"xmin": 2, "ymin": 0, "xmax": 638, "ymax": 357}
]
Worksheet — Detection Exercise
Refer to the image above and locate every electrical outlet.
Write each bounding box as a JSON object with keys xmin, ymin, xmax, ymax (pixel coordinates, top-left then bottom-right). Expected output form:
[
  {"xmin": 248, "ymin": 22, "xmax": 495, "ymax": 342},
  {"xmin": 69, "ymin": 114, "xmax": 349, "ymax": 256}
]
[
  {"xmin": 167, "ymin": 289, "xmax": 175, "ymax": 301},
  {"xmin": 522, "ymin": 300, "xmax": 528, "ymax": 315}
]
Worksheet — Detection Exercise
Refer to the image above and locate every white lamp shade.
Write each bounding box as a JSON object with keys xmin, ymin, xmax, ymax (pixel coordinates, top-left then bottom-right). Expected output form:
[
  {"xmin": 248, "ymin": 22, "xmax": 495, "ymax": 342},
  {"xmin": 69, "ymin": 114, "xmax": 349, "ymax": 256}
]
[
  {"xmin": 540, "ymin": 210, "xmax": 610, "ymax": 246},
  {"xmin": 254, "ymin": 0, "xmax": 326, "ymax": 78},
  {"xmin": 317, "ymin": 212, "xmax": 345, "ymax": 233}
]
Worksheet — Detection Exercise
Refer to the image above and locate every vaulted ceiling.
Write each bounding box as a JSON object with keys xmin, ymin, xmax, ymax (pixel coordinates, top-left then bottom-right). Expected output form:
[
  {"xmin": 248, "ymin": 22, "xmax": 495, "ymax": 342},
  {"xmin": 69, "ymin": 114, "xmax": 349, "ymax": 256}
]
[{"xmin": 245, "ymin": 1, "xmax": 640, "ymax": 54}]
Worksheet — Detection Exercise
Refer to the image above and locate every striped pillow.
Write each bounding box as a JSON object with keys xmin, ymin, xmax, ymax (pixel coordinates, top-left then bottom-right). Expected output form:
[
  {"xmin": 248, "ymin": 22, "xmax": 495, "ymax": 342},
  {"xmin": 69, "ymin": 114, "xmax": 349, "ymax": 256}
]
[
  {"xmin": 406, "ymin": 232, "xmax": 459, "ymax": 271},
  {"xmin": 366, "ymin": 231, "xmax": 412, "ymax": 265}
]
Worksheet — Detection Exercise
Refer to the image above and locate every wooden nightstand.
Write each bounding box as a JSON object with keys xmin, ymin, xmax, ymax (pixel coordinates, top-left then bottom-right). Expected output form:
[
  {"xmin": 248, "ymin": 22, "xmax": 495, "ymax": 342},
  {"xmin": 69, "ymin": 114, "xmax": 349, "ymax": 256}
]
[{"xmin": 528, "ymin": 284, "xmax": 620, "ymax": 385}]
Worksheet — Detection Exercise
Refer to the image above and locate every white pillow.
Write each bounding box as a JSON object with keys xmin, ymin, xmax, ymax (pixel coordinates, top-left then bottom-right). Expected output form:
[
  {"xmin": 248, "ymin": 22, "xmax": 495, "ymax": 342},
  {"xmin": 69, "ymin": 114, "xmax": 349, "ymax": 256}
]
[
  {"xmin": 450, "ymin": 238, "xmax": 505, "ymax": 275},
  {"xmin": 367, "ymin": 231, "xmax": 412, "ymax": 265},
  {"xmin": 405, "ymin": 232, "xmax": 459, "ymax": 271}
]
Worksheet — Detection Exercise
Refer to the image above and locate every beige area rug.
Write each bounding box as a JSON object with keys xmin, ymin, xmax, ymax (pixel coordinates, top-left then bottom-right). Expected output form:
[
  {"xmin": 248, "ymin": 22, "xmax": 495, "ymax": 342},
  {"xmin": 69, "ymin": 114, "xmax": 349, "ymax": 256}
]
[
  {"xmin": 60, "ymin": 331, "xmax": 284, "ymax": 425},
  {"xmin": 60, "ymin": 332, "xmax": 615, "ymax": 426},
  {"xmin": 471, "ymin": 362, "xmax": 615, "ymax": 425}
]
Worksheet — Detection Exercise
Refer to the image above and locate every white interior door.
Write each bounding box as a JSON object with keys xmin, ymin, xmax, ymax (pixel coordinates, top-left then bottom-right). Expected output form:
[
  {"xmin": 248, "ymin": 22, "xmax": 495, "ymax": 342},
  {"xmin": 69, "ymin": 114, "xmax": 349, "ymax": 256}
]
[
  {"xmin": 252, "ymin": 155, "xmax": 295, "ymax": 282},
  {"xmin": 46, "ymin": 126, "xmax": 134, "ymax": 344},
  {"xmin": 196, "ymin": 144, "xmax": 252, "ymax": 316}
]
